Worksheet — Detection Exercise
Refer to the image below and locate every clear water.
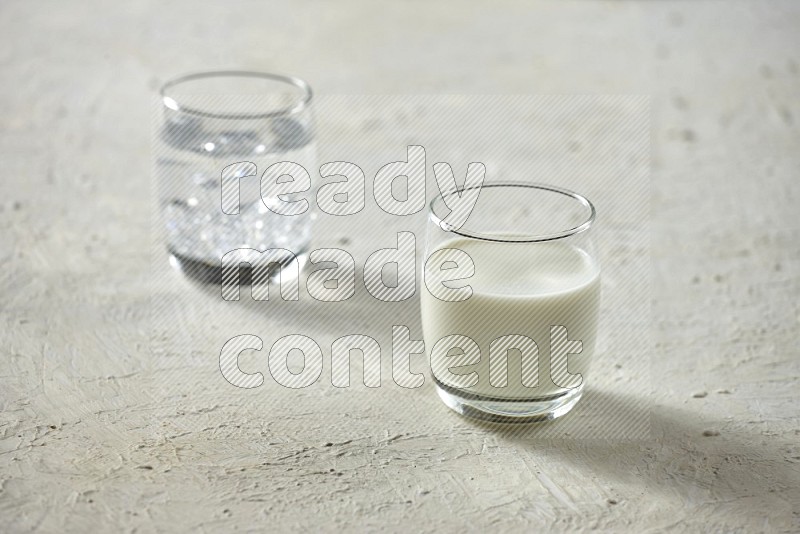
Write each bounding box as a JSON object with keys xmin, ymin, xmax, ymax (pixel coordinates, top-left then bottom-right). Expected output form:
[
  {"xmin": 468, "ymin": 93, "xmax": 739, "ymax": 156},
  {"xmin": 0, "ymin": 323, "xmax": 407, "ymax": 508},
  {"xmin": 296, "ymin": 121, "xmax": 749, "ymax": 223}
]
[{"xmin": 157, "ymin": 117, "xmax": 315, "ymax": 265}]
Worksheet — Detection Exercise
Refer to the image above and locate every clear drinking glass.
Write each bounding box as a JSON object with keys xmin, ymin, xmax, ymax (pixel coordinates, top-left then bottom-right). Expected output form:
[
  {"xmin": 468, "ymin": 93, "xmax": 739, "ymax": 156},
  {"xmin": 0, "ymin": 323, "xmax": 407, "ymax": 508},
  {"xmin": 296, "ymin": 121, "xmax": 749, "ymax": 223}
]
[
  {"xmin": 156, "ymin": 71, "xmax": 315, "ymax": 283},
  {"xmin": 421, "ymin": 182, "xmax": 600, "ymax": 422}
]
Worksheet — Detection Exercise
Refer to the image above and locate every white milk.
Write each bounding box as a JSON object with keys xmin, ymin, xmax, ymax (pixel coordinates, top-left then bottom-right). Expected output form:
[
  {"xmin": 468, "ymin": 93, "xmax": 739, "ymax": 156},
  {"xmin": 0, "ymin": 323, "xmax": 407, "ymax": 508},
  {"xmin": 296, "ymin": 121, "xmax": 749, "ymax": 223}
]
[{"xmin": 421, "ymin": 238, "xmax": 600, "ymax": 399}]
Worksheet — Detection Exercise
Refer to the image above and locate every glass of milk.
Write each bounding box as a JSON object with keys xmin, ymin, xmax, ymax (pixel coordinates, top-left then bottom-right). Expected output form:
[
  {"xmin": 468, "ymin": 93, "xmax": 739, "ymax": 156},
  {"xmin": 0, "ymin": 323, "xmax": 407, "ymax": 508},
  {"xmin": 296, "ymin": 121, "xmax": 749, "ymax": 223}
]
[
  {"xmin": 156, "ymin": 71, "xmax": 316, "ymax": 283},
  {"xmin": 422, "ymin": 182, "xmax": 600, "ymax": 422}
]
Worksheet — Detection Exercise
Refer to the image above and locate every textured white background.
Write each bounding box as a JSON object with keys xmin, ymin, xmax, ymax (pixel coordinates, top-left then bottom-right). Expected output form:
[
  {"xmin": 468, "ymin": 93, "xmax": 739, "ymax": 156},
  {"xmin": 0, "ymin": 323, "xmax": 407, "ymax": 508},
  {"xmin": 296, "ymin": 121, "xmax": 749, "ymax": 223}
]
[{"xmin": 1, "ymin": 1, "xmax": 798, "ymax": 532}]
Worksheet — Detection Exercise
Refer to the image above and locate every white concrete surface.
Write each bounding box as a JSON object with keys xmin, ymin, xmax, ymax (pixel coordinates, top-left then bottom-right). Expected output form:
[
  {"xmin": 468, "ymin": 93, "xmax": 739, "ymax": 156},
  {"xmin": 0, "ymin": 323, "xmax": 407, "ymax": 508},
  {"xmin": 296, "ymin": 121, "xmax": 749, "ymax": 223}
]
[{"xmin": 1, "ymin": 1, "xmax": 798, "ymax": 532}]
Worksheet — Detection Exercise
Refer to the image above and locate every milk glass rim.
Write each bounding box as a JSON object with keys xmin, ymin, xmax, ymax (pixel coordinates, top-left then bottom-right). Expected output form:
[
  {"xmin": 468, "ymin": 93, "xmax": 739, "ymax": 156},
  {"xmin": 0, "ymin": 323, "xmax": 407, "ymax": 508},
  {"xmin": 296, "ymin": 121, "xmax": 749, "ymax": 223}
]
[
  {"xmin": 160, "ymin": 70, "xmax": 313, "ymax": 120},
  {"xmin": 429, "ymin": 181, "xmax": 596, "ymax": 243}
]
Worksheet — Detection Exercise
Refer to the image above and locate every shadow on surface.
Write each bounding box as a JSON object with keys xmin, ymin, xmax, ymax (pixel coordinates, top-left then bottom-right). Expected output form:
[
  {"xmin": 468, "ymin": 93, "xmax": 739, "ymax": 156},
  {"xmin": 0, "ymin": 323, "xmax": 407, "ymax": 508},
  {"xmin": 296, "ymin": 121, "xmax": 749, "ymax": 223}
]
[{"xmin": 460, "ymin": 388, "xmax": 798, "ymax": 521}]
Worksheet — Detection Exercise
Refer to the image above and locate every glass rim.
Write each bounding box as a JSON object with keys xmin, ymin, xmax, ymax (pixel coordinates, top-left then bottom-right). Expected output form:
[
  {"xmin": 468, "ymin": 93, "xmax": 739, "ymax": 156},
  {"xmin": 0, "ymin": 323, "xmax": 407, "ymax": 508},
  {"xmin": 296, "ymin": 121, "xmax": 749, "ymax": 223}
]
[
  {"xmin": 159, "ymin": 70, "xmax": 313, "ymax": 120},
  {"xmin": 429, "ymin": 181, "xmax": 596, "ymax": 243}
]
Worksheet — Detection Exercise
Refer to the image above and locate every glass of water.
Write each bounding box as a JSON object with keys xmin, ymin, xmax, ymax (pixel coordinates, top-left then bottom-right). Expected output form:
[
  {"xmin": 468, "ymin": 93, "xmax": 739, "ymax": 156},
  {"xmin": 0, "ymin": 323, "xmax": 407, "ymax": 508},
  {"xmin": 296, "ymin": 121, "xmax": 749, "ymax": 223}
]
[
  {"xmin": 156, "ymin": 71, "xmax": 315, "ymax": 283},
  {"xmin": 422, "ymin": 182, "xmax": 600, "ymax": 422}
]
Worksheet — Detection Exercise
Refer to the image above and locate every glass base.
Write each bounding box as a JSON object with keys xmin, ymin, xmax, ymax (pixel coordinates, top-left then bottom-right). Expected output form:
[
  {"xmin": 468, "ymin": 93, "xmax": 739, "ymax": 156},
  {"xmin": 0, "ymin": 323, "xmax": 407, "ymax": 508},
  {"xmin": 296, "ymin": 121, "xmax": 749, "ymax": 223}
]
[
  {"xmin": 433, "ymin": 377, "xmax": 584, "ymax": 424},
  {"xmin": 168, "ymin": 248, "xmax": 308, "ymax": 285}
]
